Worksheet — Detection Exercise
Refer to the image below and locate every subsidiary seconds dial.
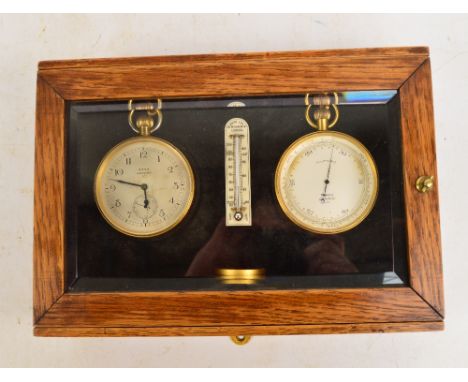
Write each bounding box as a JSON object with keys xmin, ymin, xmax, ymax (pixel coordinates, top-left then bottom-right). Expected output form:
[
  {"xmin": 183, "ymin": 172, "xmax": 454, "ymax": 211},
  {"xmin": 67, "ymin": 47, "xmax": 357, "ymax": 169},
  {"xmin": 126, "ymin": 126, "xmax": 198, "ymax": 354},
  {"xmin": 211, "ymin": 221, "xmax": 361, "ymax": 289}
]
[
  {"xmin": 94, "ymin": 136, "xmax": 194, "ymax": 238},
  {"xmin": 275, "ymin": 131, "xmax": 378, "ymax": 234}
]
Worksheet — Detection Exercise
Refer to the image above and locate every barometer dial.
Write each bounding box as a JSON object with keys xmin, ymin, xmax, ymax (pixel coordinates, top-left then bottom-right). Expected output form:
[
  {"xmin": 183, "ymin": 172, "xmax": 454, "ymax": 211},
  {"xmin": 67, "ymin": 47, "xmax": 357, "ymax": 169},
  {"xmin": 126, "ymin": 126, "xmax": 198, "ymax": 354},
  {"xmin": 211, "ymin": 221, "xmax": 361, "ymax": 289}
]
[
  {"xmin": 94, "ymin": 136, "xmax": 194, "ymax": 238},
  {"xmin": 275, "ymin": 131, "xmax": 378, "ymax": 234}
]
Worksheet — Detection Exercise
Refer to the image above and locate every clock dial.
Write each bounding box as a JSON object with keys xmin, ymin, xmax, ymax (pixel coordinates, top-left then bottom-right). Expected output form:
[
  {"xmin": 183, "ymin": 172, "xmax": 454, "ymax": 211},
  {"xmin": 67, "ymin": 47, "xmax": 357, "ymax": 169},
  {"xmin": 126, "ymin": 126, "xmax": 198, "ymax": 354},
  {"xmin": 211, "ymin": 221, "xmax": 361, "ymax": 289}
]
[
  {"xmin": 275, "ymin": 131, "xmax": 378, "ymax": 234},
  {"xmin": 94, "ymin": 136, "xmax": 194, "ymax": 237}
]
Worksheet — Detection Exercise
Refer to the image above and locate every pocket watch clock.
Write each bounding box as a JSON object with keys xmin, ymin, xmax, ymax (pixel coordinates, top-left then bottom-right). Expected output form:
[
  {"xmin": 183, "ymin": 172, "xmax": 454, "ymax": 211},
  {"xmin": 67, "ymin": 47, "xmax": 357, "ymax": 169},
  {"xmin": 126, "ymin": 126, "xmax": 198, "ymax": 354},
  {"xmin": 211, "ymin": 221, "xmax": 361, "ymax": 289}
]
[
  {"xmin": 94, "ymin": 100, "xmax": 195, "ymax": 238},
  {"xmin": 275, "ymin": 93, "xmax": 378, "ymax": 234}
]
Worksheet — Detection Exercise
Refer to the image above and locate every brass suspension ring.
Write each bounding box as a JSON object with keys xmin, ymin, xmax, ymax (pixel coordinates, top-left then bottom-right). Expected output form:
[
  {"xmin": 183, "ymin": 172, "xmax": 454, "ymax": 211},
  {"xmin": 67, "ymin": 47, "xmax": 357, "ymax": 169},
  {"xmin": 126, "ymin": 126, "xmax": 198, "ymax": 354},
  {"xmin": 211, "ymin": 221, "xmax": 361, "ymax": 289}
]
[
  {"xmin": 128, "ymin": 99, "xmax": 163, "ymax": 134},
  {"xmin": 304, "ymin": 93, "xmax": 339, "ymax": 130}
]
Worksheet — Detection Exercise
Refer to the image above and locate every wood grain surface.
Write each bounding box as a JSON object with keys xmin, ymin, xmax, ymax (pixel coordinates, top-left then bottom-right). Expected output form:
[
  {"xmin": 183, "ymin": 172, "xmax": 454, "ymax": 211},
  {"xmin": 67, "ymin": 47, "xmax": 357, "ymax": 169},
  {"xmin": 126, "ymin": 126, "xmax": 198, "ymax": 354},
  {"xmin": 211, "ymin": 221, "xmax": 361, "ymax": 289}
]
[
  {"xmin": 38, "ymin": 47, "xmax": 428, "ymax": 100},
  {"xmin": 400, "ymin": 59, "xmax": 444, "ymax": 316},
  {"xmin": 39, "ymin": 46, "xmax": 429, "ymax": 70},
  {"xmin": 35, "ymin": 288, "xmax": 440, "ymax": 329},
  {"xmin": 34, "ymin": 321, "xmax": 443, "ymax": 337},
  {"xmin": 33, "ymin": 77, "xmax": 66, "ymax": 322}
]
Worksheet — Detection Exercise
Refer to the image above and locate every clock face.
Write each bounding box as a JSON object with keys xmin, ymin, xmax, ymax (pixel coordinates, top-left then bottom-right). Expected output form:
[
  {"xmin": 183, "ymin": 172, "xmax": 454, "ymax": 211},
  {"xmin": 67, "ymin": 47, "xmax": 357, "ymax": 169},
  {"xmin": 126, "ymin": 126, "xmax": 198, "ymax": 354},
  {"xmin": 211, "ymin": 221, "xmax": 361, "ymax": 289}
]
[
  {"xmin": 94, "ymin": 136, "xmax": 194, "ymax": 237},
  {"xmin": 275, "ymin": 131, "xmax": 378, "ymax": 234}
]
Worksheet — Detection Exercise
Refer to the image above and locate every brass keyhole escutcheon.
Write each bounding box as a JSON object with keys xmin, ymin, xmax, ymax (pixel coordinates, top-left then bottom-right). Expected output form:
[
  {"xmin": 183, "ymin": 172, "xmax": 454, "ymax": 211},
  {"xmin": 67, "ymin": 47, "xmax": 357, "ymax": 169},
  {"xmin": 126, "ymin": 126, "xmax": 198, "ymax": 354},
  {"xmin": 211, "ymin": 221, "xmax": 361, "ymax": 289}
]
[
  {"xmin": 416, "ymin": 175, "xmax": 435, "ymax": 193},
  {"xmin": 230, "ymin": 335, "xmax": 251, "ymax": 345}
]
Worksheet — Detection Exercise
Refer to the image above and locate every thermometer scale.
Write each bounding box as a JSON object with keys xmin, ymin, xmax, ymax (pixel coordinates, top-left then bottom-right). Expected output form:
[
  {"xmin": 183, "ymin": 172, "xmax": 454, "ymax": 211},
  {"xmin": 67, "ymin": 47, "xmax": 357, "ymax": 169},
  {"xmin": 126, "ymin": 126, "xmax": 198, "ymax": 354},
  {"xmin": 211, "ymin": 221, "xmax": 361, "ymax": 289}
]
[{"xmin": 224, "ymin": 118, "xmax": 252, "ymax": 226}]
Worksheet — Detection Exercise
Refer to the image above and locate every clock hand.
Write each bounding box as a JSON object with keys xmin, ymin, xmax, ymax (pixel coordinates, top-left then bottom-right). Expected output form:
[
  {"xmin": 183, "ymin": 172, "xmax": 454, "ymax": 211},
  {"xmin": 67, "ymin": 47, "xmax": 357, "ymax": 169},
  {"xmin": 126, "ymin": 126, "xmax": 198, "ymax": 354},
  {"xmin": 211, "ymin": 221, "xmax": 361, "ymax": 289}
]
[
  {"xmin": 111, "ymin": 179, "xmax": 150, "ymax": 208},
  {"xmin": 110, "ymin": 178, "xmax": 145, "ymax": 188},
  {"xmin": 142, "ymin": 185, "xmax": 149, "ymax": 209}
]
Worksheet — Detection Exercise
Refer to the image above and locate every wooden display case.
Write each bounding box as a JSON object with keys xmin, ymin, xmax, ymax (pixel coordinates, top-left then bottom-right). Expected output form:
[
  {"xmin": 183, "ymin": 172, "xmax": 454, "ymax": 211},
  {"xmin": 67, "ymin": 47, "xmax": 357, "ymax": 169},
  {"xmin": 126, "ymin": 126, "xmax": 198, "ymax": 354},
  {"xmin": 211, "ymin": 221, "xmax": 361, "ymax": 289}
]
[{"xmin": 33, "ymin": 47, "xmax": 443, "ymax": 339}]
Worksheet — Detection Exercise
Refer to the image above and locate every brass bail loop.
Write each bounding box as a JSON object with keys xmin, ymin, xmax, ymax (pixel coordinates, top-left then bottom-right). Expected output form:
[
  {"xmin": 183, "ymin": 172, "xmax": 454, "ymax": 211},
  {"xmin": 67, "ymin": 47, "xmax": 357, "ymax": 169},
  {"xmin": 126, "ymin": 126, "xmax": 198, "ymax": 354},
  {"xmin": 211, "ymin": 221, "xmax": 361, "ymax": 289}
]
[
  {"xmin": 128, "ymin": 99, "xmax": 163, "ymax": 135},
  {"xmin": 305, "ymin": 92, "xmax": 340, "ymax": 131}
]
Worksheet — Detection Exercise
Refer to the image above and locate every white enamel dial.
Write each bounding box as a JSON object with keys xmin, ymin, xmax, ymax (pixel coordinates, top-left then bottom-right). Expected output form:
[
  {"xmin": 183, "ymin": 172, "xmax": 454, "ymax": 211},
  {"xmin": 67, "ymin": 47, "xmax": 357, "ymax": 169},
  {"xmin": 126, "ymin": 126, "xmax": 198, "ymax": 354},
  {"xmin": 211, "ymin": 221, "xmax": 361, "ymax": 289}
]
[
  {"xmin": 275, "ymin": 131, "xmax": 378, "ymax": 234},
  {"xmin": 94, "ymin": 136, "xmax": 194, "ymax": 237}
]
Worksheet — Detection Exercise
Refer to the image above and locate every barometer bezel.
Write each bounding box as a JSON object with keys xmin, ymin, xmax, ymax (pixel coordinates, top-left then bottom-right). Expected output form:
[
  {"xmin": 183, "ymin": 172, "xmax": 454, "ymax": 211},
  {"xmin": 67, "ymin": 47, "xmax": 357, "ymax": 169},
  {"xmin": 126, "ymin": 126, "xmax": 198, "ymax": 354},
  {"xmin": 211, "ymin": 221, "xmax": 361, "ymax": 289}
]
[{"xmin": 275, "ymin": 130, "xmax": 379, "ymax": 234}]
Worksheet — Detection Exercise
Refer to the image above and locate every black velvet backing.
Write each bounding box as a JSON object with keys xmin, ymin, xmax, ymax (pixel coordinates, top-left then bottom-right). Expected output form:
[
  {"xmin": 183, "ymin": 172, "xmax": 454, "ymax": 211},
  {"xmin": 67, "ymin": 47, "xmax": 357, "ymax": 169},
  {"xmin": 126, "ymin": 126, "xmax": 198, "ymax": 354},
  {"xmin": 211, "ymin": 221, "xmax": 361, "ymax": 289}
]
[{"xmin": 65, "ymin": 95, "xmax": 408, "ymax": 291}]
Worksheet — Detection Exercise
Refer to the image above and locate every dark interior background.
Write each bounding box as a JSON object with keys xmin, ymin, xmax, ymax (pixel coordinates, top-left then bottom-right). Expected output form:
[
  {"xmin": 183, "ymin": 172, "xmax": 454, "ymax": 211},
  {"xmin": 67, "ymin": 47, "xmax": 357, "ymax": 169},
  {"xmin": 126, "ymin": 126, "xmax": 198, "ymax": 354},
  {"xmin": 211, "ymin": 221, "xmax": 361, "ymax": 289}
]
[{"xmin": 65, "ymin": 94, "xmax": 408, "ymax": 291}]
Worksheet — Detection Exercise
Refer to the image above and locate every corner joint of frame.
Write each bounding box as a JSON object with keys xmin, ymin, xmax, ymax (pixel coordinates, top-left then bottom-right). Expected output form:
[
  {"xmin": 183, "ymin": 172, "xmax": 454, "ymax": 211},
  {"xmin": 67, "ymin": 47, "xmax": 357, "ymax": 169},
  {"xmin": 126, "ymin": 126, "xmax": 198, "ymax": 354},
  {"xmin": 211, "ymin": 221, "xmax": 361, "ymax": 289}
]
[
  {"xmin": 409, "ymin": 285, "xmax": 444, "ymax": 320},
  {"xmin": 33, "ymin": 291, "xmax": 66, "ymax": 327},
  {"xmin": 396, "ymin": 57, "xmax": 431, "ymax": 91},
  {"xmin": 37, "ymin": 72, "xmax": 68, "ymax": 102}
]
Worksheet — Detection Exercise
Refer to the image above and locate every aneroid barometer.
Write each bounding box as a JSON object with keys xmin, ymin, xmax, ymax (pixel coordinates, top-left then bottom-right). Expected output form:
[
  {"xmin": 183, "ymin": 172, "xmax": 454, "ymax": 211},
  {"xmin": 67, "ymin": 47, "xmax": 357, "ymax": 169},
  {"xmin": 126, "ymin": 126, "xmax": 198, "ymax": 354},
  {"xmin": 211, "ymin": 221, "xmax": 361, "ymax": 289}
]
[
  {"xmin": 275, "ymin": 93, "xmax": 379, "ymax": 234},
  {"xmin": 94, "ymin": 100, "xmax": 195, "ymax": 237}
]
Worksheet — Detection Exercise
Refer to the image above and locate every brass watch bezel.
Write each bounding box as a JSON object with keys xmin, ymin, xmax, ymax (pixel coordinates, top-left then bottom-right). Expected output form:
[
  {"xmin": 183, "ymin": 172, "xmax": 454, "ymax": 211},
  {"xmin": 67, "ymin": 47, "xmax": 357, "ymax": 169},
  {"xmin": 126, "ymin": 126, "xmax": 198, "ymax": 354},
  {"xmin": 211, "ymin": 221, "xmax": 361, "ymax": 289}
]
[
  {"xmin": 275, "ymin": 130, "xmax": 379, "ymax": 235},
  {"xmin": 94, "ymin": 135, "xmax": 195, "ymax": 238}
]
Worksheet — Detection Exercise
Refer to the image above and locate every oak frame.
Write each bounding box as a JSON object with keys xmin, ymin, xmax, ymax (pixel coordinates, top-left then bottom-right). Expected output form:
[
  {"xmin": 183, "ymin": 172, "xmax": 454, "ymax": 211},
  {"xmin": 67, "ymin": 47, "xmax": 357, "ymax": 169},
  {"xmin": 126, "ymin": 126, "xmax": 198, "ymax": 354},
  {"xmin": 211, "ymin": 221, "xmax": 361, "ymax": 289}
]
[{"xmin": 34, "ymin": 47, "xmax": 444, "ymax": 337}]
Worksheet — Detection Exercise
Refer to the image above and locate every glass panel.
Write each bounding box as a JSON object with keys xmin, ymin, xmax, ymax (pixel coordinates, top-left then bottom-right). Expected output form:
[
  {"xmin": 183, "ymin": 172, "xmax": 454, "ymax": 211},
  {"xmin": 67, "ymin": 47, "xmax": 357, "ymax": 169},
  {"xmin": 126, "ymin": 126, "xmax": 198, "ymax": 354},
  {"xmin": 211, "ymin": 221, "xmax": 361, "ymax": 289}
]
[{"xmin": 65, "ymin": 91, "xmax": 408, "ymax": 292}]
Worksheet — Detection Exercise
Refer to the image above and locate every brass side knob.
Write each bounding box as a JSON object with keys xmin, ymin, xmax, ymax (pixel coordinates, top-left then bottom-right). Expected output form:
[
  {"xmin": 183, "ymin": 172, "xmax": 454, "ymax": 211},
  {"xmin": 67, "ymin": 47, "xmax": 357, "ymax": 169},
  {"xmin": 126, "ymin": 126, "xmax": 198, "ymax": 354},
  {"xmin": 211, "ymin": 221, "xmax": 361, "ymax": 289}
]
[
  {"xmin": 416, "ymin": 175, "xmax": 434, "ymax": 193},
  {"xmin": 230, "ymin": 335, "xmax": 251, "ymax": 345}
]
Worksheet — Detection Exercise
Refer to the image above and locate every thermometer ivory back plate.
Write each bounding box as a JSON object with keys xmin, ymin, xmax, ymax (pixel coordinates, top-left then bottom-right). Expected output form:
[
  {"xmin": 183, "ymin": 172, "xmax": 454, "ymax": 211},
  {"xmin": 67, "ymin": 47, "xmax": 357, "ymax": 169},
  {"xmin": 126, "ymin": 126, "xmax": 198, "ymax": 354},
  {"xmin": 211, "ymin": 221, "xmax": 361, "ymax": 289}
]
[{"xmin": 224, "ymin": 118, "xmax": 252, "ymax": 226}]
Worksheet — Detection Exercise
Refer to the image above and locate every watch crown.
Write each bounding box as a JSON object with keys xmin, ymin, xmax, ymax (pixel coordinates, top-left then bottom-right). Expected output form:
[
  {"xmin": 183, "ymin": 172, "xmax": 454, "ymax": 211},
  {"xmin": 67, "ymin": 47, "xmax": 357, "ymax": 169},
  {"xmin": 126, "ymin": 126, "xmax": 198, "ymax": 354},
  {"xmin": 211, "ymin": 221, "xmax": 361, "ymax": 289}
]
[{"xmin": 136, "ymin": 116, "xmax": 154, "ymax": 136}]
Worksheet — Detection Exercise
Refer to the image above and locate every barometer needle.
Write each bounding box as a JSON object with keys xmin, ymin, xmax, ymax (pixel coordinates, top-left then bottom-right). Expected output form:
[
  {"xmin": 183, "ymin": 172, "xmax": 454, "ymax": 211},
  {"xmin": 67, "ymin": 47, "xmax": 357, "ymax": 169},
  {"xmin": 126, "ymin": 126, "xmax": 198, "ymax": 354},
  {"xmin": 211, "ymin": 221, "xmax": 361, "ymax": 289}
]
[{"xmin": 322, "ymin": 148, "xmax": 334, "ymax": 198}]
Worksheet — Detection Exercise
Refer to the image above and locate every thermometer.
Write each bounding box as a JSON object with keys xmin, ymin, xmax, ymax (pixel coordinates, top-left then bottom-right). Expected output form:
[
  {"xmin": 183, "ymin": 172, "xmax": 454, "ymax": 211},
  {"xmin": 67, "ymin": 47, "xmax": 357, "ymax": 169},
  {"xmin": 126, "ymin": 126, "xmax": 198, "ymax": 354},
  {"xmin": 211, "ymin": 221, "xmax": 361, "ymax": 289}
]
[{"xmin": 225, "ymin": 118, "xmax": 252, "ymax": 226}]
